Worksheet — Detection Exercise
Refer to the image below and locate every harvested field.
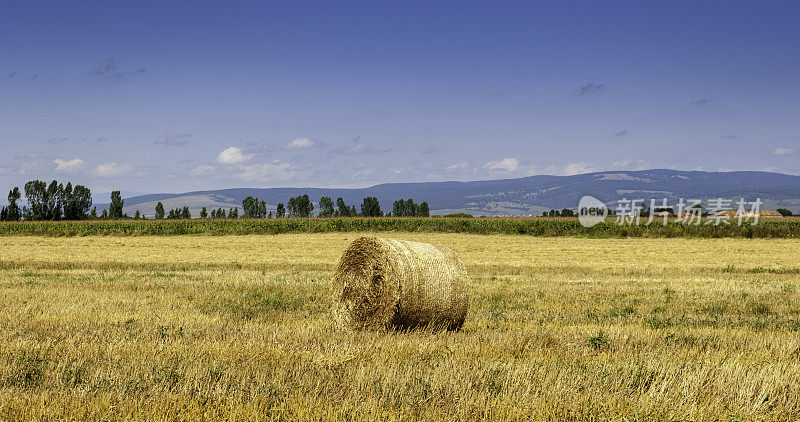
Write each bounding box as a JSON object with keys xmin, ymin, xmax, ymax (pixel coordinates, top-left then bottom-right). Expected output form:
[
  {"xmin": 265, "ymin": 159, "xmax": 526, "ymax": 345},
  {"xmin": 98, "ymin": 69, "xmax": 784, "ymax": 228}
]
[{"xmin": 2, "ymin": 233, "xmax": 800, "ymax": 420}]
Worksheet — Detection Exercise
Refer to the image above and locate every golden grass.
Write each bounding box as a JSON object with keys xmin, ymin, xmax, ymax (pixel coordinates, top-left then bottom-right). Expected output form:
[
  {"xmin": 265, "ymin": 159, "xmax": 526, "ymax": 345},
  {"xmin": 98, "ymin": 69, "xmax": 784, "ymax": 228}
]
[{"xmin": 2, "ymin": 233, "xmax": 800, "ymax": 420}]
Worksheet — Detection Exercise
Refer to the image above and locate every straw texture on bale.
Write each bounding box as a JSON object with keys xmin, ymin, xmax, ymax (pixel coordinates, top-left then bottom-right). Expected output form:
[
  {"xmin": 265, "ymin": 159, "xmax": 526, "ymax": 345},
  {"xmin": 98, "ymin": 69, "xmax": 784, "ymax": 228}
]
[{"xmin": 332, "ymin": 236, "xmax": 469, "ymax": 330}]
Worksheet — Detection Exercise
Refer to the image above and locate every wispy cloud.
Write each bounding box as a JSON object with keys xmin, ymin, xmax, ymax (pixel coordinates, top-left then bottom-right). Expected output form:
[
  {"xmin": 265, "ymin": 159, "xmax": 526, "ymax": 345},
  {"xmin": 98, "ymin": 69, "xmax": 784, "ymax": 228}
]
[
  {"xmin": 578, "ymin": 82, "xmax": 604, "ymax": 95},
  {"xmin": 446, "ymin": 162, "xmax": 471, "ymax": 171},
  {"xmin": 190, "ymin": 165, "xmax": 216, "ymax": 176},
  {"xmin": 333, "ymin": 136, "xmax": 392, "ymax": 155},
  {"xmin": 4, "ymin": 70, "xmax": 16, "ymax": 78},
  {"xmin": 53, "ymin": 158, "xmax": 85, "ymax": 173},
  {"xmin": 46, "ymin": 136, "xmax": 109, "ymax": 145},
  {"xmin": 614, "ymin": 129, "xmax": 632, "ymax": 137},
  {"xmin": 243, "ymin": 142, "xmax": 279, "ymax": 156},
  {"xmin": 91, "ymin": 58, "xmax": 119, "ymax": 76},
  {"xmin": 690, "ymin": 97, "xmax": 718, "ymax": 106},
  {"xmin": 94, "ymin": 162, "xmax": 131, "ymax": 177},
  {"xmin": 29, "ymin": 73, "xmax": 43, "ymax": 80},
  {"xmin": 18, "ymin": 162, "xmax": 39, "ymax": 174},
  {"xmin": 720, "ymin": 134, "xmax": 739, "ymax": 140},
  {"xmin": 13, "ymin": 152, "xmax": 55, "ymax": 160},
  {"xmin": 90, "ymin": 58, "xmax": 146, "ymax": 77},
  {"xmin": 235, "ymin": 161, "xmax": 291, "ymax": 182},
  {"xmin": 772, "ymin": 147, "xmax": 797, "ymax": 156},
  {"xmin": 155, "ymin": 134, "xmax": 191, "ymax": 147},
  {"xmin": 285, "ymin": 137, "xmax": 318, "ymax": 150},
  {"xmin": 422, "ymin": 146, "xmax": 440, "ymax": 154},
  {"xmin": 216, "ymin": 147, "xmax": 253, "ymax": 164}
]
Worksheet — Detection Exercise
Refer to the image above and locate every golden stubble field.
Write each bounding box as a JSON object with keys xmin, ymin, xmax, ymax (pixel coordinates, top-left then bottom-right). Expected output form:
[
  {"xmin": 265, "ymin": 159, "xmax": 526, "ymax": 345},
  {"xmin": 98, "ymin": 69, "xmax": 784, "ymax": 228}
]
[{"xmin": 1, "ymin": 233, "xmax": 800, "ymax": 420}]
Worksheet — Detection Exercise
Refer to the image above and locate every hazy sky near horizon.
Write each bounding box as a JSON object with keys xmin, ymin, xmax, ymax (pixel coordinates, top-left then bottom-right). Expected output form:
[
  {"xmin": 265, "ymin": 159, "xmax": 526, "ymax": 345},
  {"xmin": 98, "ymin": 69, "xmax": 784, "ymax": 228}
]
[{"xmin": 1, "ymin": 1, "xmax": 799, "ymax": 195}]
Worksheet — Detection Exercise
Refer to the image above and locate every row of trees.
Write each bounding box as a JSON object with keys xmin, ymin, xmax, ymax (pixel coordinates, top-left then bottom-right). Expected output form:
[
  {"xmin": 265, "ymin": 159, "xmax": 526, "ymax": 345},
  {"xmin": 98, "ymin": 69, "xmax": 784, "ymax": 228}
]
[
  {"xmin": 211, "ymin": 207, "xmax": 238, "ymax": 218},
  {"xmin": 1, "ymin": 179, "xmax": 97, "ymax": 221},
  {"xmin": 239, "ymin": 195, "xmax": 429, "ymax": 218},
  {"xmin": 542, "ymin": 209, "xmax": 576, "ymax": 217},
  {"xmin": 152, "ymin": 203, "xmax": 240, "ymax": 219},
  {"xmin": 391, "ymin": 199, "xmax": 430, "ymax": 217},
  {"xmin": 316, "ymin": 196, "xmax": 359, "ymax": 217},
  {"xmin": 167, "ymin": 206, "xmax": 191, "ymax": 219}
]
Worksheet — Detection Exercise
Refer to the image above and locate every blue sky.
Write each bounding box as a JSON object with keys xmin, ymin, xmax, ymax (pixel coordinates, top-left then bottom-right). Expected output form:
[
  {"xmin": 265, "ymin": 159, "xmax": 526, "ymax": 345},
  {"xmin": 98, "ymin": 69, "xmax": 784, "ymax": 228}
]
[{"xmin": 1, "ymin": 1, "xmax": 799, "ymax": 196}]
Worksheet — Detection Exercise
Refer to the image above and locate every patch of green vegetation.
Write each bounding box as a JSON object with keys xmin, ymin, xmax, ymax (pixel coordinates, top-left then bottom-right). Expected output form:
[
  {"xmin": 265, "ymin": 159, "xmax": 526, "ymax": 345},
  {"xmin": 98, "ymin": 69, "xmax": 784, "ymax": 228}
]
[
  {"xmin": 199, "ymin": 287, "xmax": 306, "ymax": 320},
  {"xmin": 6, "ymin": 350, "xmax": 48, "ymax": 388},
  {"xmin": 746, "ymin": 299, "xmax": 771, "ymax": 316},
  {"xmin": 588, "ymin": 331, "xmax": 611, "ymax": 350}
]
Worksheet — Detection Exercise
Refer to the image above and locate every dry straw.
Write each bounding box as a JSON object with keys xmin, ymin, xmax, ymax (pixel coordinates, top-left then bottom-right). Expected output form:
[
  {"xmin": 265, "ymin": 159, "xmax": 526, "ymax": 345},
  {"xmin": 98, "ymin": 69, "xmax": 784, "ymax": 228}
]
[{"xmin": 332, "ymin": 236, "xmax": 469, "ymax": 330}]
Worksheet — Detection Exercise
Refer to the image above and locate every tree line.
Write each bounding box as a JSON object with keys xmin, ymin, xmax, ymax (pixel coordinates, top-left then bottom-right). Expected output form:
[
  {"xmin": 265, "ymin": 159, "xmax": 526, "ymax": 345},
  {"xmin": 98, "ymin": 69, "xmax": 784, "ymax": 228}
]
[
  {"xmin": 0, "ymin": 179, "xmax": 141, "ymax": 221},
  {"xmin": 542, "ymin": 209, "xmax": 576, "ymax": 217},
  {"xmin": 1, "ymin": 179, "xmax": 96, "ymax": 221},
  {"xmin": 150, "ymin": 194, "xmax": 387, "ymax": 219},
  {"xmin": 2, "ymin": 182, "xmax": 433, "ymax": 221},
  {"xmin": 238, "ymin": 195, "xmax": 429, "ymax": 218},
  {"xmin": 151, "ymin": 203, "xmax": 241, "ymax": 219}
]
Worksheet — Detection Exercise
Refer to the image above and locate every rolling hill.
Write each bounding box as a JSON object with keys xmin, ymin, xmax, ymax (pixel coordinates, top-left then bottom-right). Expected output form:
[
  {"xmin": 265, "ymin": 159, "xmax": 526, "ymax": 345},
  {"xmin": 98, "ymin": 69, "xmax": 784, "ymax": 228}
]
[{"xmin": 105, "ymin": 169, "xmax": 800, "ymax": 217}]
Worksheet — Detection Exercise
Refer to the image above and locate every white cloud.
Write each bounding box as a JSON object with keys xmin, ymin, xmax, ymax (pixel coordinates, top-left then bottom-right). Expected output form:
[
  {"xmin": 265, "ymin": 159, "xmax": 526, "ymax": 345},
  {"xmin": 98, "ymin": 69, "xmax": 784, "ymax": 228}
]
[
  {"xmin": 53, "ymin": 158, "xmax": 84, "ymax": 173},
  {"xmin": 286, "ymin": 138, "xmax": 318, "ymax": 150},
  {"xmin": 190, "ymin": 165, "xmax": 215, "ymax": 176},
  {"xmin": 485, "ymin": 158, "xmax": 520, "ymax": 172},
  {"xmin": 216, "ymin": 147, "xmax": 253, "ymax": 164},
  {"xmin": 561, "ymin": 161, "xmax": 595, "ymax": 175},
  {"xmin": 94, "ymin": 162, "xmax": 131, "ymax": 177},
  {"xmin": 234, "ymin": 161, "xmax": 291, "ymax": 182},
  {"xmin": 772, "ymin": 147, "xmax": 797, "ymax": 156}
]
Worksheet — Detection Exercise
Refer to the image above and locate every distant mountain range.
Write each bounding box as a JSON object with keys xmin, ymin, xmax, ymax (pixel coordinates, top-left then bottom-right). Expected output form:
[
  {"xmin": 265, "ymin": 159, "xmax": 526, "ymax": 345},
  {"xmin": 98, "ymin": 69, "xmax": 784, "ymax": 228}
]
[{"xmin": 103, "ymin": 170, "xmax": 800, "ymax": 217}]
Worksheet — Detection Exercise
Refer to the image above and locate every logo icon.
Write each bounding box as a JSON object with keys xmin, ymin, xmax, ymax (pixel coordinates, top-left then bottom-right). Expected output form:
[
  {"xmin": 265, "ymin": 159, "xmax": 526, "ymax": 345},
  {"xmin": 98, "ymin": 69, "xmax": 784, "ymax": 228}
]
[{"xmin": 578, "ymin": 195, "xmax": 608, "ymax": 227}]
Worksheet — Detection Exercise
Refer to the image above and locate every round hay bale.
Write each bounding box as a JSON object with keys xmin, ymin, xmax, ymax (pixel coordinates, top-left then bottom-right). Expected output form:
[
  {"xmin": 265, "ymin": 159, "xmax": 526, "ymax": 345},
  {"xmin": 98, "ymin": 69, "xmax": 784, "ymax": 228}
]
[{"xmin": 332, "ymin": 236, "xmax": 469, "ymax": 330}]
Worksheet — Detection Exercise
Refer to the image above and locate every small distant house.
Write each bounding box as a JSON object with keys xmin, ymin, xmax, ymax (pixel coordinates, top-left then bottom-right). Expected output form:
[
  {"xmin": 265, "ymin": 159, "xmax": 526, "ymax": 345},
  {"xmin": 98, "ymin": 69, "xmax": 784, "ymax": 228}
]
[{"xmin": 758, "ymin": 210, "xmax": 784, "ymax": 218}]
